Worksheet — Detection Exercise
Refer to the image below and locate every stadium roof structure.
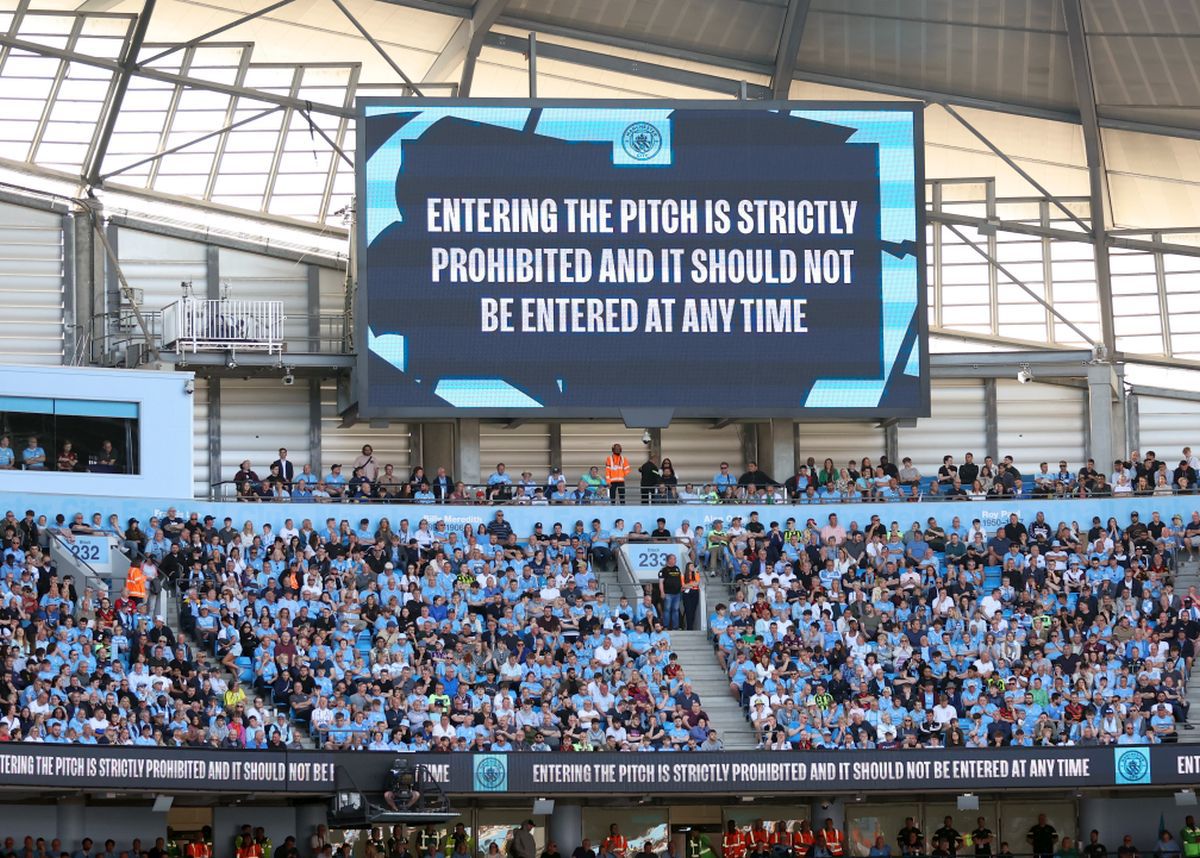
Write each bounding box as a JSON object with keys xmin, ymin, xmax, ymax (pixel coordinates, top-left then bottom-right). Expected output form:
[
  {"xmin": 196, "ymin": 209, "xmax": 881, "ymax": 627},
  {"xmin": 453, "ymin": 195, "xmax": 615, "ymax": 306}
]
[{"xmin": 0, "ymin": 0, "xmax": 1198, "ymax": 365}]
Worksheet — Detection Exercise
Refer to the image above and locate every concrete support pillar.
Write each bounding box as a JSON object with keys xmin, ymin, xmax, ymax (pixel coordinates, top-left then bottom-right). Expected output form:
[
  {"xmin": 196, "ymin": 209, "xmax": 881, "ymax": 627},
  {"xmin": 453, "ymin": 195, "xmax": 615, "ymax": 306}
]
[
  {"xmin": 1087, "ymin": 363, "xmax": 1118, "ymax": 470},
  {"xmin": 422, "ymin": 423, "xmax": 457, "ymax": 477},
  {"xmin": 549, "ymin": 802, "xmax": 583, "ymax": 855},
  {"xmin": 456, "ymin": 418, "xmax": 481, "ymax": 484},
  {"xmin": 70, "ymin": 207, "xmax": 105, "ymax": 364},
  {"xmin": 883, "ymin": 421, "xmax": 899, "ymax": 463},
  {"xmin": 983, "ymin": 379, "xmax": 999, "ymax": 462},
  {"xmin": 810, "ymin": 798, "xmax": 845, "ymax": 837},
  {"xmin": 57, "ymin": 797, "xmax": 86, "ymax": 846},
  {"xmin": 1112, "ymin": 362, "xmax": 1129, "ymax": 457},
  {"xmin": 756, "ymin": 419, "xmax": 795, "ymax": 482},
  {"xmin": 295, "ymin": 802, "xmax": 328, "ymax": 845}
]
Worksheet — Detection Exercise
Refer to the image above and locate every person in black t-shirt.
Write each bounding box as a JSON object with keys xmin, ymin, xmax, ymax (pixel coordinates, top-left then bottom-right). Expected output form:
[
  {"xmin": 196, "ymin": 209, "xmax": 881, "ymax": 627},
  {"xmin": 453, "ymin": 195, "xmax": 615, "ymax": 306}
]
[
  {"xmin": 1028, "ymin": 815, "xmax": 1058, "ymax": 858},
  {"xmin": 971, "ymin": 818, "xmax": 993, "ymax": 857},
  {"xmin": 658, "ymin": 556, "xmax": 683, "ymax": 630},
  {"xmin": 571, "ymin": 840, "xmax": 597, "ymax": 858},
  {"xmin": 897, "ymin": 819, "xmax": 924, "ymax": 853},
  {"xmin": 1082, "ymin": 831, "xmax": 1107, "ymax": 858},
  {"xmin": 934, "ymin": 818, "xmax": 962, "ymax": 857},
  {"xmin": 1115, "ymin": 836, "xmax": 1139, "ymax": 858}
]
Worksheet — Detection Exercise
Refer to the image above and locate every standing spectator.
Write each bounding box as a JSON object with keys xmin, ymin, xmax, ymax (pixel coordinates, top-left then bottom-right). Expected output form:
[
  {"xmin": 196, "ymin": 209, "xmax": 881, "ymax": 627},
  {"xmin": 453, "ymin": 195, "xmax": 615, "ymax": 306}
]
[
  {"xmin": 681, "ymin": 562, "xmax": 701, "ymax": 630},
  {"xmin": 738, "ymin": 461, "xmax": 775, "ymax": 489},
  {"xmin": 22, "ymin": 436, "xmax": 46, "ymax": 470},
  {"xmin": 1083, "ymin": 832, "xmax": 1107, "ymax": 858},
  {"xmin": 513, "ymin": 822, "xmax": 536, "ymax": 858},
  {"xmin": 657, "ymin": 553, "xmax": 682, "ymax": 630},
  {"xmin": 1027, "ymin": 815, "xmax": 1058, "ymax": 858},
  {"xmin": 272, "ymin": 448, "xmax": 295, "ymax": 486},
  {"xmin": 605, "ymin": 444, "xmax": 630, "ymax": 504},
  {"xmin": 1180, "ymin": 819, "xmax": 1200, "ymax": 858},
  {"xmin": 353, "ymin": 445, "xmax": 379, "ymax": 482},
  {"xmin": 639, "ymin": 452, "xmax": 660, "ymax": 503}
]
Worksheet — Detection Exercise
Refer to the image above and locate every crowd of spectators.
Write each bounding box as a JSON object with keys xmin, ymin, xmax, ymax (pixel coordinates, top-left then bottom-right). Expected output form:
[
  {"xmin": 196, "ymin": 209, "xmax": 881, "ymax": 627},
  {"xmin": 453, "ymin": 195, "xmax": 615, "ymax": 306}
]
[
  {"xmin": 713, "ymin": 503, "xmax": 1198, "ymax": 749},
  {"xmin": 0, "ymin": 498, "xmax": 717, "ymax": 751},
  {"xmin": 2, "ymin": 442, "xmax": 1199, "ymax": 753},
  {"xmin": 225, "ymin": 448, "xmax": 1200, "ymax": 505},
  {"xmin": 0, "ymin": 435, "xmax": 125, "ymax": 474}
]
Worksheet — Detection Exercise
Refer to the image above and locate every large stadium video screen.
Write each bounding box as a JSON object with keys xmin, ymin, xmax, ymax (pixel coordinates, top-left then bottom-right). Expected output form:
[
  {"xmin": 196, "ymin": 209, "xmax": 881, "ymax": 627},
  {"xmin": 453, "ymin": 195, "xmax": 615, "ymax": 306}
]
[{"xmin": 355, "ymin": 100, "xmax": 927, "ymax": 418}]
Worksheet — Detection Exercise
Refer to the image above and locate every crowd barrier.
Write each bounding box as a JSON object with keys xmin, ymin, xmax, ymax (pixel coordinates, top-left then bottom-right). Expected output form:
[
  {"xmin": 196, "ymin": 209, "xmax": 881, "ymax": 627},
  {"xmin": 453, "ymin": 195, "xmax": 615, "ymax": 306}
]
[{"xmin": 5, "ymin": 490, "xmax": 1199, "ymax": 538}]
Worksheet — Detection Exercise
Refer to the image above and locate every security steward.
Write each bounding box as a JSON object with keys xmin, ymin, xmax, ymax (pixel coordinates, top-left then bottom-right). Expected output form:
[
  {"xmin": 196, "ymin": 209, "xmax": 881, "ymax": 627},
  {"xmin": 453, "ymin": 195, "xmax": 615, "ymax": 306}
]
[
  {"xmin": 605, "ymin": 444, "xmax": 631, "ymax": 504},
  {"xmin": 722, "ymin": 822, "xmax": 747, "ymax": 858}
]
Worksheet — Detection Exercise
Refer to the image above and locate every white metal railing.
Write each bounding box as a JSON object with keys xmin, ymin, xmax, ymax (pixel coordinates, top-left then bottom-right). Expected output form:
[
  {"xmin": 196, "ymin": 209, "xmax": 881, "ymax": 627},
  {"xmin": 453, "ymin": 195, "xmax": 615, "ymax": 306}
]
[{"xmin": 162, "ymin": 297, "xmax": 285, "ymax": 354}]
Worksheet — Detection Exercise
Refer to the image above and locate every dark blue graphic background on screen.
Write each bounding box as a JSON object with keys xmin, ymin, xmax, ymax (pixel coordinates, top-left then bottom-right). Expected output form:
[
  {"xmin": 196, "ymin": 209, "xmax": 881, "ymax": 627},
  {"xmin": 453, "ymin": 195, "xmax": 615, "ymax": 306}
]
[{"xmin": 358, "ymin": 104, "xmax": 924, "ymax": 415}]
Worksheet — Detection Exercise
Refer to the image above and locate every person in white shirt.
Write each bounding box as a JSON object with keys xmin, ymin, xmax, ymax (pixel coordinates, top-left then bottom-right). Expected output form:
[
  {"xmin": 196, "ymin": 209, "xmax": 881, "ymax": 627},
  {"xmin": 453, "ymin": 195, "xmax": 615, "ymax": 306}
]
[
  {"xmin": 932, "ymin": 695, "xmax": 958, "ymax": 728},
  {"xmin": 979, "ymin": 590, "xmax": 1003, "ymax": 619},
  {"xmin": 593, "ymin": 636, "xmax": 619, "ymax": 667}
]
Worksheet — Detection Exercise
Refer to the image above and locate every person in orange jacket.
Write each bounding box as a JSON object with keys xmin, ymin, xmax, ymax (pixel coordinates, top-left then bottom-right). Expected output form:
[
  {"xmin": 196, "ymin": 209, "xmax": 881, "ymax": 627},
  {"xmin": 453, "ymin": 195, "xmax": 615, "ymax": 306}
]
[
  {"xmin": 602, "ymin": 824, "xmax": 629, "ymax": 858},
  {"xmin": 125, "ymin": 562, "xmax": 147, "ymax": 605},
  {"xmin": 792, "ymin": 822, "xmax": 816, "ymax": 857},
  {"xmin": 819, "ymin": 820, "xmax": 844, "ymax": 858},
  {"xmin": 184, "ymin": 834, "xmax": 211, "ymax": 858},
  {"xmin": 769, "ymin": 822, "xmax": 794, "ymax": 858},
  {"xmin": 723, "ymin": 821, "xmax": 747, "ymax": 858},
  {"xmin": 604, "ymin": 443, "xmax": 630, "ymax": 504}
]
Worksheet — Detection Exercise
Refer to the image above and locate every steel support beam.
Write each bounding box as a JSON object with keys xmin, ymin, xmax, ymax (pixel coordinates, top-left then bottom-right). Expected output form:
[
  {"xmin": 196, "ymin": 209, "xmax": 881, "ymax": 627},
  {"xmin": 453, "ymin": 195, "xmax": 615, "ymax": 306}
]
[
  {"xmin": 0, "ymin": 33, "xmax": 356, "ymax": 118},
  {"xmin": 386, "ymin": 0, "xmax": 1200, "ymax": 140},
  {"xmin": 482, "ymin": 32, "xmax": 772, "ymax": 99},
  {"xmin": 770, "ymin": 0, "xmax": 811, "ymax": 99},
  {"xmin": 137, "ymin": 0, "xmax": 295, "ymax": 67},
  {"xmin": 84, "ymin": 0, "xmax": 157, "ymax": 186},
  {"xmin": 928, "ymin": 209, "xmax": 1200, "ymax": 259},
  {"xmin": 942, "ymin": 222, "xmax": 1098, "ymax": 347},
  {"xmin": 328, "ymin": 0, "xmax": 425, "ymax": 95},
  {"xmin": 298, "ymin": 111, "xmax": 354, "ymax": 168},
  {"xmin": 422, "ymin": 0, "xmax": 508, "ymax": 96},
  {"xmin": 940, "ymin": 103, "xmax": 1091, "ymax": 234},
  {"xmin": 1128, "ymin": 385, "xmax": 1200, "ymax": 405},
  {"xmin": 100, "ymin": 106, "xmax": 282, "ymax": 181},
  {"xmin": 1063, "ymin": 0, "xmax": 1116, "ymax": 359}
]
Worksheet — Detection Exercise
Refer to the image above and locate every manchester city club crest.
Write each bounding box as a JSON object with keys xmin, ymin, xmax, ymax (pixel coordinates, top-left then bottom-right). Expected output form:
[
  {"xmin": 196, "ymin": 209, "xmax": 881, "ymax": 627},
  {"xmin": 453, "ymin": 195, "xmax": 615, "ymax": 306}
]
[
  {"xmin": 621, "ymin": 122, "xmax": 663, "ymax": 160},
  {"xmin": 473, "ymin": 753, "xmax": 508, "ymax": 791},
  {"xmin": 1114, "ymin": 747, "xmax": 1150, "ymax": 784}
]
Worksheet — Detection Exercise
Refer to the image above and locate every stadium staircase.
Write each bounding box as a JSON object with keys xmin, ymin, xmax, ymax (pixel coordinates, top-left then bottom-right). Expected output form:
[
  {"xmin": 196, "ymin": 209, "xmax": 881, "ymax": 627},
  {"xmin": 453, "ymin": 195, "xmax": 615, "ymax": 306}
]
[
  {"xmin": 596, "ymin": 551, "xmax": 756, "ymax": 748},
  {"xmin": 1176, "ymin": 555, "xmax": 1200, "ymax": 744},
  {"xmin": 669, "ymin": 630, "xmax": 759, "ymax": 749}
]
